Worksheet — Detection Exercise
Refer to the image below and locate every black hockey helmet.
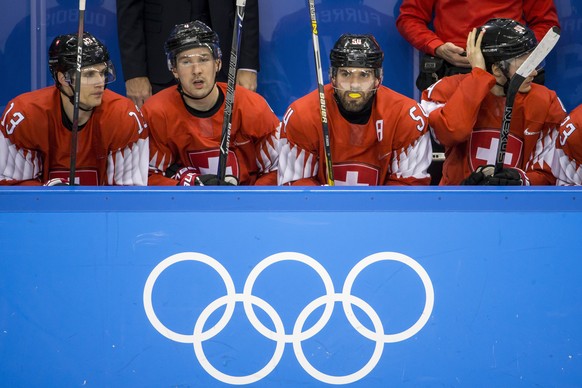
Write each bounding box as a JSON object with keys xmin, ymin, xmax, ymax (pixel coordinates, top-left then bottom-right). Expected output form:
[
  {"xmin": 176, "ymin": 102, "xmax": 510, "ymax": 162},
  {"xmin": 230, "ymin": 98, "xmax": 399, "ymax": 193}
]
[
  {"xmin": 478, "ymin": 18, "xmax": 537, "ymax": 69},
  {"xmin": 48, "ymin": 32, "xmax": 115, "ymax": 84},
  {"xmin": 165, "ymin": 20, "xmax": 221, "ymax": 70},
  {"xmin": 330, "ymin": 33, "xmax": 383, "ymax": 80}
]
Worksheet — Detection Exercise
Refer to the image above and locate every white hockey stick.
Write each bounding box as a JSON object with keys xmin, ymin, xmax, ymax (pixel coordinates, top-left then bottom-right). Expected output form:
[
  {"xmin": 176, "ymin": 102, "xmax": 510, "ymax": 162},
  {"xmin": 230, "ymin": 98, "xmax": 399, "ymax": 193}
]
[
  {"xmin": 217, "ymin": 0, "xmax": 245, "ymax": 183},
  {"xmin": 308, "ymin": 0, "xmax": 334, "ymax": 186},
  {"xmin": 69, "ymin": 0, "xmax": 86, "ymax": 185},
  {"xmin": 494, "ymin": 26, "xmax": 560, "ymax": 174}
]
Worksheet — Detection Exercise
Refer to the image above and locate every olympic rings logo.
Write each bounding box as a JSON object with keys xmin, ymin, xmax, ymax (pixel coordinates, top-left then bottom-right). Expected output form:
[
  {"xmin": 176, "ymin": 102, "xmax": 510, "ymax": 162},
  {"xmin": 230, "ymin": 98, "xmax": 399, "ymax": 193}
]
[{"xmin": 143, "ymin": 251, "xmax": 434, "ymax": 385}]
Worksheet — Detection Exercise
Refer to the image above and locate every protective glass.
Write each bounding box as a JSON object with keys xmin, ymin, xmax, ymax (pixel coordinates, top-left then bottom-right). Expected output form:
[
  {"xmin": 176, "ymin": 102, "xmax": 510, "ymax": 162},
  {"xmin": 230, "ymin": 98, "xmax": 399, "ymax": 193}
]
[
  {"xmin": 333, "ymin": 68, "xmax": 378, "ymax": 92},
  {"xmin": 176, "ymin": 53, "xmax": 216, "ymax": 68},
  {"xmin": 67, "ymin": 61, "xmax": 116, "ymax": 85},
  {"xmin": 505, "ymin": 52, "xmax": 545, "ymax": 74}
]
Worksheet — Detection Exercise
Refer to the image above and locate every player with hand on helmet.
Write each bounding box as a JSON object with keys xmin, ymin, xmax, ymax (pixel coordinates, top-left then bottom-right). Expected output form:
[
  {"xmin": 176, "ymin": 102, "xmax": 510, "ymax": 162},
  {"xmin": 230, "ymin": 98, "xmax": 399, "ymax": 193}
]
[
  {"xmin": 143, "ymin": 20, "xmax": 280, "ymax": 186},
  {"xmin": 420, "ymin": 18, "xmax": 566, "ymax": 185},
  {"xmin": 278, "ymin": 33, "xmax": 432, "ymax": 186},
  {"xmin": 0, "ymin": 32, "xmax": 148, "ymax": 186}
]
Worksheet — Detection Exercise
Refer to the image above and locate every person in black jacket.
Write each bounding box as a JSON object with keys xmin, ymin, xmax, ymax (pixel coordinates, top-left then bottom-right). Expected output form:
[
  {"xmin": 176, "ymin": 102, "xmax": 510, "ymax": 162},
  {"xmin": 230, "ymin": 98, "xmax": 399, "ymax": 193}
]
[{"xmin": 116, "ymin": 0, "xmax": 259, "ymax": 107}]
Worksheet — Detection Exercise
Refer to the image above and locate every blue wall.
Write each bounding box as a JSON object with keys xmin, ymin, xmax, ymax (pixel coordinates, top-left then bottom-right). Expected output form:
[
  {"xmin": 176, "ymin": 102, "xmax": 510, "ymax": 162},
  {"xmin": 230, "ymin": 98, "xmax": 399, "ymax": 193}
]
[
  {"xmin": 1, "ymin": 187, "xmax": 581, "ymax": 386},
  {"xmin": 0, "ymin": 0, "xmax": 580, "ymax": 117}
]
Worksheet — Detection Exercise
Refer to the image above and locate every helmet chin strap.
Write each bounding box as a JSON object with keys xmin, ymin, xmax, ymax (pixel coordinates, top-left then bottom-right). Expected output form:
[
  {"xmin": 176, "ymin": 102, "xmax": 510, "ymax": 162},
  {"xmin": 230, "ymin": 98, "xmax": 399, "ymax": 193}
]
[
  {"xmin": 58, "ymin": 82, "xmax": 95, "ymax": 112},
  {"xmin": 493, "ymin": 63, "xmax": 512, "ymax": 96}
]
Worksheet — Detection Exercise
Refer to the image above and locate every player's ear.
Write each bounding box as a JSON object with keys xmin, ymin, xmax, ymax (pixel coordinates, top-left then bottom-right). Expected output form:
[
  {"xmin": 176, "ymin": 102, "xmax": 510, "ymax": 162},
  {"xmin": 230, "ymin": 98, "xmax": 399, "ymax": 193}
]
[
  {"xmin": 57, "ymin": 71, "xmax": 69, "ymax": 87},
  {"xmin": 491, "ymin": 63, "xmax": 504, "ymax": 78},
  {"xmin": 216, "ymin": 58, "xmax": 222, "ymax": 73}
]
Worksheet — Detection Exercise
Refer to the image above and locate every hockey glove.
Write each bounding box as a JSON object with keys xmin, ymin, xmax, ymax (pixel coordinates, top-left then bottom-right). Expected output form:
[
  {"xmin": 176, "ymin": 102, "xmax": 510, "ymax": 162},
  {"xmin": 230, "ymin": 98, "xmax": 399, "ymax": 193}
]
[
  {"xmin": 460, "ymin": 165, "xmax": 495, "ymax": 185},
  {"xmin": 194, "ymin": 174, "xmax": 239, "ymax": 186},
  {"xmin": 486, "ymin": 167, "xmax": 530, "ymax": 186},
  {"xmin": 44, "ymin": 178, "xmax": 69, "ymax": 186}
]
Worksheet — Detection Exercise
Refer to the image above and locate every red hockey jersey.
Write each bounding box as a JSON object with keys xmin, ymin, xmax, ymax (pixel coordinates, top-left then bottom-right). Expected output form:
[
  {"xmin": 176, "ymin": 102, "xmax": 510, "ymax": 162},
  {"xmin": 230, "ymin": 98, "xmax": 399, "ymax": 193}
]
[
  {"xmin": 0, "ymin": 87, "xmax": 149, "ymax": 185},
  {"xmin": 144, "ymin": 83, "xmax": 280, "ymax": 186},
  {"xmin": 552, "ymin": 105, "xmax": 582, "ymax": 185},
  {"xmin": 421, "ymin": 68, "xmax": 566, "ymax": 185},
  {"xmin": 278, "ymin": 84, "xmax": 431, "ymax": 186}
]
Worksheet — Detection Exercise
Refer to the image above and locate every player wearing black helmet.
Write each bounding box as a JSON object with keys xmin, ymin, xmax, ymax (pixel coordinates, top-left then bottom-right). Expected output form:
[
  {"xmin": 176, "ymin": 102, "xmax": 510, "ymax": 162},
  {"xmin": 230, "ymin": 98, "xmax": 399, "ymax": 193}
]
[
  {"xmin": 420, "ymin": 18, "xmax": 566, "ymax": 186},
  {"xmin": 278, "ymin": 33, "xmax": 432, "ymax": 186},
  {"xmin": 0, "ymin": 32, "xmax": 149, "ymax": 186},
  {"xmin": 49, "ymin": 32, "xmax": 116, "ymax": 111},
  {"xmin": 143, "ymin": 21, "xmax": 279, "ymax": 186}
]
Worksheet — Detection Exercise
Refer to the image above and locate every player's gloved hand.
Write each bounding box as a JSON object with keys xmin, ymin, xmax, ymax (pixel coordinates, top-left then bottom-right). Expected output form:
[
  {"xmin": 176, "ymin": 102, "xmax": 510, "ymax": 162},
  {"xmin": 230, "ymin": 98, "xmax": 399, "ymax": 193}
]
[
  {"xmin": 44, "ymin": 178, "xmax": 69, "ymax": 186},
  {"xmin": 194, "ymin": 174, "xmax": 239, "ymax": 186},
  {"xmin": 171, "ymin": 167, "xmax": 200, "ymax": 186},
  {"xmin": 460, "ymin": 165, "xmax": 494, "ymax": 185},
  {"xmin": 486, "ymin": 167, "xmax": 530, "ymax": 186}
]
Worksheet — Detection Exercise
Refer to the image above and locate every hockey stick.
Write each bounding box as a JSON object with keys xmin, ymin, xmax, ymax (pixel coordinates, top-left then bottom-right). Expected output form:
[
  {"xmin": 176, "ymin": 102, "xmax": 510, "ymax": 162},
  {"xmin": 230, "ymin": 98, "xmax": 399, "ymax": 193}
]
[
  {"xmin": 216, "ymin": 0, "xmax": 246, "ymax": 183},
  {"xmin": 494, "ymin": 26, "xmax": 560, "ymax": 174},
  {"xmin": 69, "ymin": 0, "xmax": 86, "ymax": 185},
  {"xmin": 308, "ymin": 0, "xmax": 334, "ymax": 186}
]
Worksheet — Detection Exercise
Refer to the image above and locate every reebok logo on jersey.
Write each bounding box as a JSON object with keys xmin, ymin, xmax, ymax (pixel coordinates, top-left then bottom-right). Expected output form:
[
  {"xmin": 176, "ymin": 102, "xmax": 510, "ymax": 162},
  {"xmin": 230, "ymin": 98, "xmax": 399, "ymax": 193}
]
[{"xmin": 524, "ymin": 128, "xmax": 541, "ymax": 136}]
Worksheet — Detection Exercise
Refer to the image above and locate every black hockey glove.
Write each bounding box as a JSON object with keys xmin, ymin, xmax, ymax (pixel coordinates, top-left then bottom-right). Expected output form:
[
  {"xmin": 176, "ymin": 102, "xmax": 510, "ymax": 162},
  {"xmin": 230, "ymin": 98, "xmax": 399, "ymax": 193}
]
[
  {"xmin": 461, "ymin": 165, "xmax": 529, "ymax": 186},
  {"xmin": 460, "ymin": 165, "xmax": 494, "ymax": 185},
  {"xmin": 194, "ymin": 174, "xmax": 238, "ymax": 186},
  {"xmin": 486, "ymin": 167, "xmax": 529, "ymax": 186}
]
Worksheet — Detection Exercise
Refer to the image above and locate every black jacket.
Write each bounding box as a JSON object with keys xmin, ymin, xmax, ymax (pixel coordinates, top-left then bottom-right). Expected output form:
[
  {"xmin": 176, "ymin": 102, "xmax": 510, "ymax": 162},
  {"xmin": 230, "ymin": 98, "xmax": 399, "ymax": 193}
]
[{"xmin": 116, "ymin": 0, "xmax": 259, "ymax": 85}]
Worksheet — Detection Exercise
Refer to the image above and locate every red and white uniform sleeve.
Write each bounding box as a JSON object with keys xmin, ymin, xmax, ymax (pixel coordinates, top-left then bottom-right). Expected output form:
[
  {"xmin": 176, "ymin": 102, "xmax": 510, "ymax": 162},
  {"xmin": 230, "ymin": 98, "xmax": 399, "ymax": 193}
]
[
  {"xmin": 98, "ymin": 93, "xmax": 149, "ymax": 186},
  {"xmin": 552, "ymin": 105, "xmax": 582, "ymax": 185},
  {"xmin": 278, "ymin": 85, "xmax": 431, "ymax": 186},
  {"xmin": 0, "ymin": 99, "xmax": 43, "ymax": 185}
]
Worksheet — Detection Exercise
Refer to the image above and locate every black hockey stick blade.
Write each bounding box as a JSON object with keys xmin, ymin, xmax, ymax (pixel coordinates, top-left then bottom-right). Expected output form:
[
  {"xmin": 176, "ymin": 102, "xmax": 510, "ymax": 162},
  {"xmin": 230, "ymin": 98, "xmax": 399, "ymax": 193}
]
[{"xmin": 494, "ymin": 26, "xmax": 560, "ymax": 174}]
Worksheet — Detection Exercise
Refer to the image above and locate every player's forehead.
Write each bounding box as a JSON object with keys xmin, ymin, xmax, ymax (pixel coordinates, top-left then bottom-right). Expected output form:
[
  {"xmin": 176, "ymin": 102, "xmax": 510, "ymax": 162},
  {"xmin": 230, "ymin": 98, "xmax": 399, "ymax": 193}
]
[
  {"xmin": 177, "ymin": 46, "xmax": 213, "ymax": 59},
  {"xmin": 81, "ymin": 63, "xmax": 107, "ymax": 72},
  {"xmin": 336, "ymin": 67, "xmax": 373, "ymax": 74}
]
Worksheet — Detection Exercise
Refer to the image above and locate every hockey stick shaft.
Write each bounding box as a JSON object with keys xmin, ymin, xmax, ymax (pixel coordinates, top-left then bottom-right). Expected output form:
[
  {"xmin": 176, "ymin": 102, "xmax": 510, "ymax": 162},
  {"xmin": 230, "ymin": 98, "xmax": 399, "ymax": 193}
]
[
  {"xmin": 217, "ymin": 0, "xmax": 245, "ymax": 182},
  {"xmin": 494, "ymin": 26, "xmax": 560, "ymax": 174},
  {"xmin": 69, "ymin": 0, "xmax": 86, "ymax": 185},
  {"xmin": 308, "ymin": 0, "xmax": 334, "ymax": 186}
]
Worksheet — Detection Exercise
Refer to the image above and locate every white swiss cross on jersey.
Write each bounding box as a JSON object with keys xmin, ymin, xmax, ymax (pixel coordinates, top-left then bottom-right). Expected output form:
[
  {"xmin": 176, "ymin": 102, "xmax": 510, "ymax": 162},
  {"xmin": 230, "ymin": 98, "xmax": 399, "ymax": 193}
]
[
  {"xmin": 333, "ymin": 163, "xmax": 379, "ymax": 186},
  {"xmin": 469, "ymin": 129, "xmax": 523, "ymax": 171},
  {"xmin": 187, "ymin": 149, "xmax": 239, "ymax": 177}
]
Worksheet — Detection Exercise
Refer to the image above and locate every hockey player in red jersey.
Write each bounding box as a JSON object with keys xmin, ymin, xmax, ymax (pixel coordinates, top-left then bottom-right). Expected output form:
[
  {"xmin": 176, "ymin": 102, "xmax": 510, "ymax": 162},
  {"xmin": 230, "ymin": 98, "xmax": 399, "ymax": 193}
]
[
  {"xmin": 0, "ymin": 32, "xmax": 149, "ymax": 186},
  {"xmin": 552, "ymin": 105, "xmax": 582, "ymax": 185},
  {"xmin": 421, "ymin": 18, "xmax": 566, "ymax": 185},
  {"xmin": 143, "ymin": 20, "xmax": 279, "ymax": 186},
  {"xmin": 278, "ymin": 33, "xmax": 432, "ymax": 186}
]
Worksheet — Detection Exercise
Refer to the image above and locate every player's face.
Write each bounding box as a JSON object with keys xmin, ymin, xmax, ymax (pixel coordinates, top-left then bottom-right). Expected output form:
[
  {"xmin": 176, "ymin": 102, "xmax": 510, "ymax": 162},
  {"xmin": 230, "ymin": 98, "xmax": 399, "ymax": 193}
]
[
  {"xmin": 332, "ymin": 67, "xmax": 380, "ymax": 112},
  {"xmin": 506, "ymin": 52, "xmax": 539, "ymax": 93},
  {"xmin": 173, "ymin": 47, "xmax": 220, "ymax": 98},
  {"xmin": 78, "ymin": 63, "xmax": 108, "ymax": 107}
]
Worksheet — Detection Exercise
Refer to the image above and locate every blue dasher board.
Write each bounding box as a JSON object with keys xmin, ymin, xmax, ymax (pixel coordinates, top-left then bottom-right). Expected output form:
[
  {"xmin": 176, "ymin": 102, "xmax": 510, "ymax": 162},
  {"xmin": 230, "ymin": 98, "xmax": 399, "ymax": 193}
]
[{"xmin": 0, "ymin": 187, "xmax": 581, "ymax": 386}]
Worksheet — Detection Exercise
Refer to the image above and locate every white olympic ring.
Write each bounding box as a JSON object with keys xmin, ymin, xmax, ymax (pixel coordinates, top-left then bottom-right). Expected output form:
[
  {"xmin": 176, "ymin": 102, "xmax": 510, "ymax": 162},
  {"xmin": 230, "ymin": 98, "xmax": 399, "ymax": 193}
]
[{"xmin": 143, "ymin": 251, "xmax": 435, "ymax": 385}]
